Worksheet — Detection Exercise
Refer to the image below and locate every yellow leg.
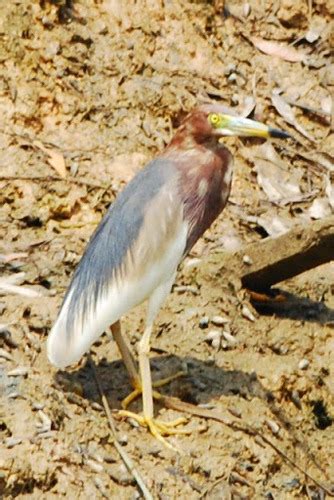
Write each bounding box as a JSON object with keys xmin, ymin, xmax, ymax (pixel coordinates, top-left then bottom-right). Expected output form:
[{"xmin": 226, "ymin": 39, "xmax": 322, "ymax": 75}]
[
  {"xmin": 110, "ymin": 321, "xmax": 140, "ymax": 389},
  {"xmin": 111, "ymin": 320, "xmax": 185, "ymax": 410},
  {"xmin": 115, "ymin": 276, "xmax": 190, "ymax": 450},
  {"xmin": 118, "ymin": 323, "xmax": 189, "ymax": 450}
]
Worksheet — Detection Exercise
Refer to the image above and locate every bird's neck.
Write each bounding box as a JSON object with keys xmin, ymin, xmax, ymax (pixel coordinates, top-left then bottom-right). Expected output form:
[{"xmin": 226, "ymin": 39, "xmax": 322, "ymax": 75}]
[{"xmin": 165, "ymin": 130, "xmax": 224, "ymax": 157}]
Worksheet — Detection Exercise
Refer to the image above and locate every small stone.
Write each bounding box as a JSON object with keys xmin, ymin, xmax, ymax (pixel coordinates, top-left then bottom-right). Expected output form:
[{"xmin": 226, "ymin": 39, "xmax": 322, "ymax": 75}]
[
  {"xmin": 31, "ymin": 402, "xmax": 45, "ymax": 411},
  {"xmin": 199, "ymin": 316, "xmax": 209, "ymax": 329},
  {"xmin": 211, "ymin": 315, "xmax": 229, "ymax": 326},
  {"xmin": 205, "ymin": 330, "xmax": 222, "ymax": 350},
  {"xmin": 265, "ymin": 419, "xmax": 280, "ymax": 435},
  {"xmin": 184, "ymin": 257, "xmax": 201, "ymax": 268},
  {"xmin": 118, "ymin": 434, "xmax": 128, "ymax": 445},
  {"xmin": 7, "ymin": 391, "xmax": 23, "ymax": 399},
  {"xmin": 108, "ymin": 464, "xmax": 135, "ymax": 486},
  {"xmin": 43, "ymin": 41, "xmax": 60, "ymax": 60},
  {"xmin": 86, "ymin": 459, "xmax": 104, "ymax": 473},
  {"xmin": 91, "ymin": 402, "xmax": 103, "ymax": 412},
  {"xmin": 242, "ymin": 254, "xmax": 253, "ymax": 265},
  {"xmin": 242, "ymin": 305, "xmax": 256, "ymax": 322},
  {"xmin": 222, "ymin": 331, "xmax": 238, "ymax": 345},
  {"xmin": 227, "ymin": 73, "xmax": 237, "ymax": 83},
  {"xmin": 298, "ymin": 359, "xmax": 309, "ymax": 370},
  {"xmin": 174, "ymin": 285, "xmax": 198, "ymax": 295},
  {"xmin": 5, "ymin": 437, "xmax": 22, "ymax": 448},
  {"xmin": 231, "ymin": 94, "xmax": 239, "ymax": 105}
]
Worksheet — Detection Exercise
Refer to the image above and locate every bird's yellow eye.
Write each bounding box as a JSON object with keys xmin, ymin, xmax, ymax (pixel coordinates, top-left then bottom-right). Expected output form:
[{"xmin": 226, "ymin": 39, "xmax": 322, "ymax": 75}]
[{"xmin": 209, "ymin": 113, "xmax": 221, "ymax": 127}]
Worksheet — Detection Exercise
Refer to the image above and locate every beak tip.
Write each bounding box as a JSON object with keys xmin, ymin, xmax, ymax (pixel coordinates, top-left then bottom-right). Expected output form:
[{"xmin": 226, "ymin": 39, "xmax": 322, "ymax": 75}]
[{"xmin": 268, "ymin": 127, "xmax": 292, "ymax": 139}]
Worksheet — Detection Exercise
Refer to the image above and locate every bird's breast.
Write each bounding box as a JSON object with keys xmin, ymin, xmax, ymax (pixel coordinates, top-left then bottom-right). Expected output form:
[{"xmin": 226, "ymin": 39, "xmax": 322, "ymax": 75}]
[{"xmin": 180, "ymin": 147, "xmax": 233, "ymax": 253}]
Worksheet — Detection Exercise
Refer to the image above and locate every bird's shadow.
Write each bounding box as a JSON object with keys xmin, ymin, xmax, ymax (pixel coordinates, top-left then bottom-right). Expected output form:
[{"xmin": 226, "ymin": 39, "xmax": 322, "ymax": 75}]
[
  {"xmin": 55, "ymin": 350, "xmax": 326, "ymax": 465},
  {"xmin": 249, "ymin": 288, "xmax": 334, "ymax": 324}
]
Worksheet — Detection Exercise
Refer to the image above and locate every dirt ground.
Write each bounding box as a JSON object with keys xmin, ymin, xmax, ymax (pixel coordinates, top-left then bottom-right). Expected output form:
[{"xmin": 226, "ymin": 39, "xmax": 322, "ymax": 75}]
[{"xmin": 1, "ymin": 0, "xmax": 334, "ymax": 498}]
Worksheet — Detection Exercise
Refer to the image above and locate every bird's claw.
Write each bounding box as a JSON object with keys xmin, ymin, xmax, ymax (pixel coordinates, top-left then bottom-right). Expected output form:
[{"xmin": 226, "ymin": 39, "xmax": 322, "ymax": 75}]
[{"xmin": 118, "ymin": 410, "xmax": 190, "ymax": 451}]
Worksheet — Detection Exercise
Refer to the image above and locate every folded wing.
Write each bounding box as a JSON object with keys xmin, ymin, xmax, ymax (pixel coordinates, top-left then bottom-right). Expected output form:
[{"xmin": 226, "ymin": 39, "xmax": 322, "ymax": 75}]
[{"xmin": 47, "ymin": 159, "xmax": 187, "ymax": 368}]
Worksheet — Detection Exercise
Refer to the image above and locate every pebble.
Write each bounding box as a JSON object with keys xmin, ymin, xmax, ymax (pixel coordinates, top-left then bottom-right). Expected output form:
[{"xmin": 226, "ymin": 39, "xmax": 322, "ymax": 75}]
[
  {"xmin": 174, "ymin": 285, "xmax": 198, "ymax": 295},
  {"xmin": 211, "ymin": 315, "xmax": 229, "ymax": 326},
  {"xmin": 86, "ymin": 459, "xmax": 104, "ymax": 474},
  {"xmin": 5, "ymin": 437, "xmax": 22, "ymax": 448},
  {"xmin": 227, "ymin": 72, "xmax": 237, "ymax": 83},
  {"xmin": 241, "ymin": 305, "xmax": 256, "ymax": 322},
  {"xmin": 36, "ymin": 410, "xmax": 52, "ymax": 433},
  {"xmin": 118, "ymin": 433, "xmax": 128, "ymax": 446},
  {"xmin": 7, "ymin": 367, "xmax": 29, "ymax": 377},
  {"xmin": 7, "ymin": 391, "xmax": 23, "ymax": 400},
  {"xmin": 222, "ymin": 331, "xmax": 238, "ymax": 345},
  {"xmin": 199, "ymin": 316, "xmax": 209, "ymax": 329},
  {"xmin": 91, "ymin": 401, "xmax": 103, "ymax": 412},
  {"xmin": 43, "ymin": 41, "xmax": 60, "ymax": 60},
  {"xmin": 108, "ymin": 463, "xmax": 135, "ymax": 486},
  {"xmin": 205, "ymin": 330, "xmax": 222, "ymax": 350},
  {"xmin": 184, "ymin": 257, "xmax": 202, "ymax": 268},
  {"xmin": 242, "ymin": 254, "xmax": 253, "ymax": 265},
  {"xmin": 298, "ymin": 359, "xmax": 309, "ymax": 370},
  {"xmin": 265, "ymin": 419, "xmax": 280, "ymax": 435},
  {"xmin": 31, "ymin": 402, "xmax": 45, "ymax": 411}
]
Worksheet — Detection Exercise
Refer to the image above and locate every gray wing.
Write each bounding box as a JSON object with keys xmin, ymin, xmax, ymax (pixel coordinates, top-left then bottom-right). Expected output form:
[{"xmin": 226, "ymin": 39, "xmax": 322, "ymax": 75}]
[{"xmin": 47, "ymin": 158, "xmax": 187, "ymax": 368}]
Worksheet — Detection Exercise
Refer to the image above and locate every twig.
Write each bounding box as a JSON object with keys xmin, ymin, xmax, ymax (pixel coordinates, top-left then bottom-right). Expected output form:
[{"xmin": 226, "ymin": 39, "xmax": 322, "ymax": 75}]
[
  {"xmin": 161, "ymin": 396, "xmax": 334, "ymax": 496},
  {"xmin": 0, "ymin": 175, "xmax": 110, "ymax": 190},
  {"xmin": 88, "ymin": 355, "xmax": 153, "ymax": 500}
]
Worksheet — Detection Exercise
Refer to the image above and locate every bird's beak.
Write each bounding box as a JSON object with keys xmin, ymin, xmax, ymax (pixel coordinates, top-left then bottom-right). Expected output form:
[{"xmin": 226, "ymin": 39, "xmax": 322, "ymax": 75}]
[{"xmin": 216, "ymin": 114, "xmax": 291, "ymax": 139}]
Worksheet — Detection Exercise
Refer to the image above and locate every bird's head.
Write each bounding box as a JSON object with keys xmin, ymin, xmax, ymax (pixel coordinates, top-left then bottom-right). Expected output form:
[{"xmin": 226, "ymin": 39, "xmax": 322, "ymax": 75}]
[{"xmin": 171, "ymin": 104, "xmax": 290, "ymax": 147}]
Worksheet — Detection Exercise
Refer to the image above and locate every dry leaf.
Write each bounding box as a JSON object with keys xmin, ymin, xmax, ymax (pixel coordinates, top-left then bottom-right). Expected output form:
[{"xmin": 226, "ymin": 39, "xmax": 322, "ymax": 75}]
[
  {"xmin": 250, "ymin": 37, "xmax": 306, "ymax": 63},
  {"xmin": 250, "ymin": 143, "xmax": 303, "ymax": 205},
  {"xmin": 271, "ymin": 93, "xmax": 315, "ymax": 141},
  {"xmin": 33, "ymin": 140, "xmax": 67, "ymax": 178},
  {"xmin": 240, "ymin": 96, "xmax": 256, "ymax": 117},
  {"xmin": 0, "ymin": 252, "xmax": 28, "ymax": 263}
]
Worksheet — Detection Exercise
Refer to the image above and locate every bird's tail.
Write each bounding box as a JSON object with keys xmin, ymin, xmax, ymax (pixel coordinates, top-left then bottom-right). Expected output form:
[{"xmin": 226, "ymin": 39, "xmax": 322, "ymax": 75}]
[{"xmin": 46, "ymin": 289, "xmax": 95, "ymax": 368}]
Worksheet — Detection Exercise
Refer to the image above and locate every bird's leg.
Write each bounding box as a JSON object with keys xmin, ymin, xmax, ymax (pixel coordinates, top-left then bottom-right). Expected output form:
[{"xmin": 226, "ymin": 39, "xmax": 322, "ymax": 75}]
[
  {"xmin": 110, "ymin": 321, "xmax": 140, "ymax": 390},
  {"xmin": 111, "ymin": 321, "xmax": 184, "ymax": 409},
  {"xmin": 119, "ymin": 275, "xmax": 190, "ymax": 450}
]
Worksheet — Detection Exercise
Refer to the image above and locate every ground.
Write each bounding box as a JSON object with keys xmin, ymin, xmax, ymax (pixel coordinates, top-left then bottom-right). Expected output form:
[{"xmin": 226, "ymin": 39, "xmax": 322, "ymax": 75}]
[{"xmin": 0, "ymin": 0, "xmax": 334, "ymax": 498}]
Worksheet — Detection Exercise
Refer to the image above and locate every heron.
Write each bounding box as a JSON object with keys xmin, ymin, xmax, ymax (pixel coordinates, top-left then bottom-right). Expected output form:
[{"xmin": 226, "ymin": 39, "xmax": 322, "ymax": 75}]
[{"xmin": 47, "ymin": 104, "xmax": 289, "ymax": 448}]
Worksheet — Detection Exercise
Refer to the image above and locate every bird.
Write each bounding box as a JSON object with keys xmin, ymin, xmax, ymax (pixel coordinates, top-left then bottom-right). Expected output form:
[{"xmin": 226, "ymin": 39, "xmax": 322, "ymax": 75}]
[{"xmin": 47, "ymin": 104, "xmax": 289, "ymax": 448}]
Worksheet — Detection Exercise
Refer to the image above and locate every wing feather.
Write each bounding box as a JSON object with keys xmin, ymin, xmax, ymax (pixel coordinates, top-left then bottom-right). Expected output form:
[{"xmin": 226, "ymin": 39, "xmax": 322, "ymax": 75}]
[{"xmin": 47, "ymin": 159, "xmax": 187, "ymax": 368}]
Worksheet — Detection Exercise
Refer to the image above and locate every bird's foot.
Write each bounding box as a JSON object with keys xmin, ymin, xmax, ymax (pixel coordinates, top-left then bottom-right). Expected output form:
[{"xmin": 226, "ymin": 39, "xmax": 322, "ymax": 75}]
[
  {"xmin": 121, "ymin": 370, "xmax": 185, "ymax": 409},
  {"xmin": 118, "ymin": 410, "xmax": 189, "ymax": 451}
]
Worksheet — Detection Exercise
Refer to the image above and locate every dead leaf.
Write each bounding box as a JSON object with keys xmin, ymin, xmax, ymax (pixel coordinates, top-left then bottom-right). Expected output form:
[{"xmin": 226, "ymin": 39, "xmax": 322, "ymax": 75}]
[
  {"xmin": 271, "ymin": 93, "xmax": 315, "ymax": 141},
  {"xmin": 250, "ymin": 37, "xmax": 307, "ymax": 63},
  {"xmin": 0, "ymin": 252, "xmax": 28, "ymax": 263},
  {"xmin": 247, "ymin": 143, "xmax": 305, "ymax": 205},
  {"xmin": 33, "ymin": 140, "xmax": 67, "ymax": 178},
  {"xmin": 240, "ymin": 96, "xmax": 256, "ymax": 118}
]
